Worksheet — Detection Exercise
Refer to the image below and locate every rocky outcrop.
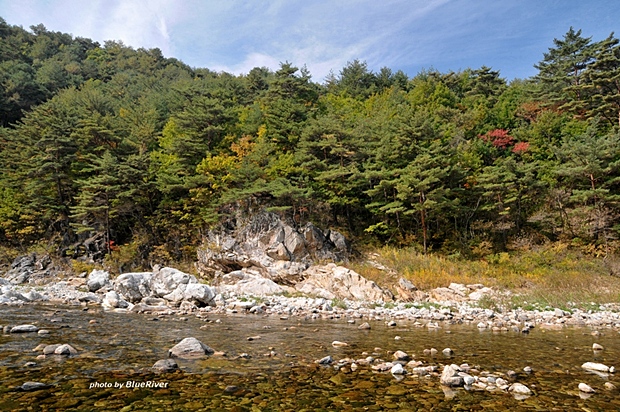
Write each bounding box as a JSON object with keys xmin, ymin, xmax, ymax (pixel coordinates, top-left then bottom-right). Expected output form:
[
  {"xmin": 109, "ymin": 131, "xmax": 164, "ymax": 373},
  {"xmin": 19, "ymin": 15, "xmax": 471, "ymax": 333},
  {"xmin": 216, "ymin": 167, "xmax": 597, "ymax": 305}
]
[
  {"xmin": 3, "ymin": 254, "xmax": 57, "ymax": 285},
  {"xmin": 197, "ymin": 212, "xmax": 351, "ymax": 284},
  {"xmin": 214, "ymin": 269, "xmax": 294, "ymax": 296},
  {"xmin": 295, "ymin": 264, "xmax": 393, "ymax": 302}
]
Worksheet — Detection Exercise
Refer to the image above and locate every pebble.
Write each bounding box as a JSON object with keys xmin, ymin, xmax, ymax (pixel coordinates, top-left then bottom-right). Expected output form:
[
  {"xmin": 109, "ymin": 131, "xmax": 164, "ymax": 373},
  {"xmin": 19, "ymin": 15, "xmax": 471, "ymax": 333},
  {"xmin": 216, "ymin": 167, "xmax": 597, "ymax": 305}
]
[
  {"xmin": 604, "ymin": 382, "xmax": 617, "ymax": 390},
  {"xmin": 317, "ymin": 355, "xmax": 333, "ymax": 365},
  {"xmin": 332, "ymin": 341, "xmax": 348, "ymax": 347},
  {"xmin": 578, "ymin": 383, "xmax": 595, "ymax": 393},
  {"xmin": 393, "ymin": 350, "xmax": 409, "ymax": 361},
  {"xmin": 37, "ymin": 329, "xmax": 50, "ymax": 335},
  {"xmin": 357, "ymin": 322, "xmax": 371, "ymax": 330},
  {"xmin": 523, "ymin": 366, "xmax": 533, "ymax": 373},
  {"xmin": 593, "ymin": 343, "xmax": 604, "ymax": 350}
]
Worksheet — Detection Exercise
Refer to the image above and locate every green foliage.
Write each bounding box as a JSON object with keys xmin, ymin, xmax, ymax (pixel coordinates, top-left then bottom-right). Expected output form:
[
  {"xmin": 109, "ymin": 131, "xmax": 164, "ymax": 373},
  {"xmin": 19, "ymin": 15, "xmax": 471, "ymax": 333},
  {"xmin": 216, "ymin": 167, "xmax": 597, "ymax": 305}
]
[{"xmin": 1, "ymin": 18, "xmax": 620, "ymax": 263}]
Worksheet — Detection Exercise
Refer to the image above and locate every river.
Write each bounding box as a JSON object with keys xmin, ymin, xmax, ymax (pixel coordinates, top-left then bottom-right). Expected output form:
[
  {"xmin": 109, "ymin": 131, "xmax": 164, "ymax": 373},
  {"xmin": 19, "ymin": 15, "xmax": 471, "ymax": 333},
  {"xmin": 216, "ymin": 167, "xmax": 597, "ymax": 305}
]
[{"xmin": 1, "ymin": 304, "xmax": 619, "ymax": 411}]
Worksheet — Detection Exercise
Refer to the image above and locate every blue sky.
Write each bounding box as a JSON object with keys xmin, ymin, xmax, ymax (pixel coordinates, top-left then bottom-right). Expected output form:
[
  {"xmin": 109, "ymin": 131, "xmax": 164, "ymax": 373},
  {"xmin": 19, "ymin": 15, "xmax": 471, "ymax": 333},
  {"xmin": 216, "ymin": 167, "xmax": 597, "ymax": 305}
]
[{"xmin": 1, "ymin": 0, "xmax": 618, "ymax": 82}]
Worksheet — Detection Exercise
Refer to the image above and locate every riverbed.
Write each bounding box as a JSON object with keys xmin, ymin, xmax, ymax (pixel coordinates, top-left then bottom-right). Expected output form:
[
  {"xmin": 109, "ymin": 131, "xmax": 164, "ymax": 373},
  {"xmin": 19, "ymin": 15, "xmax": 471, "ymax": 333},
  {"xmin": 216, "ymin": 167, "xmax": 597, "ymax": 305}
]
[{"xmin": 1, "ymin": 304, "xmax": 619, "ymax": 411}]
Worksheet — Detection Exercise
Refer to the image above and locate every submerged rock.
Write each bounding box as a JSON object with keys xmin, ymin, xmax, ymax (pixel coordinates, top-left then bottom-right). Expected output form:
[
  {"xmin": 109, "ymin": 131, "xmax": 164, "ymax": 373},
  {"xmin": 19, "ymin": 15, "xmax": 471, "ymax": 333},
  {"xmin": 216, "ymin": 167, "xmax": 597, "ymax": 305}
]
[
  {"xmin": 579, "ymin": 383, "xmax": 595, "ymax": 393},
  {"xmin": 153, "ymin": 358, "xmax": 179, "ymax": 373}
]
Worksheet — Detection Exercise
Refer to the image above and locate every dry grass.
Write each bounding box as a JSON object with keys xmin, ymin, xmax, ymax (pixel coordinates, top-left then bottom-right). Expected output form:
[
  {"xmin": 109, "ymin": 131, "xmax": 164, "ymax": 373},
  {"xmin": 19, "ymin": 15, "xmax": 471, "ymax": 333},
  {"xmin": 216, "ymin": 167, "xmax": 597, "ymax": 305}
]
[{"xmin": 349, "ymin": 243, "xmax": 620, "ymax": 310}]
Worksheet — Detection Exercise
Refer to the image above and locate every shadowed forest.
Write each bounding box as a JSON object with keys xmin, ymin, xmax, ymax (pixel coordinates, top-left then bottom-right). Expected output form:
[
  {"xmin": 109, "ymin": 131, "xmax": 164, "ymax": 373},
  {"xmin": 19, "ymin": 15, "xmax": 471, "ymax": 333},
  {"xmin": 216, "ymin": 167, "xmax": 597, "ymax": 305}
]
[{"xmin": 1, "ymin": 18, "xmax": 620, "ymax": 269}]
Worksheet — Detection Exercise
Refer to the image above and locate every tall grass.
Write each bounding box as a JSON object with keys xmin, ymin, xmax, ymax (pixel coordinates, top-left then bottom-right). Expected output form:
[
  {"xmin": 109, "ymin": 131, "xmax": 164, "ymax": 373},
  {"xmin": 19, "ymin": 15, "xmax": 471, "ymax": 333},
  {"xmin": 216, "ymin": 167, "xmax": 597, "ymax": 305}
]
[{"xmin": 349, "ymin": 243, "xmax": 620, "ymax": 309}]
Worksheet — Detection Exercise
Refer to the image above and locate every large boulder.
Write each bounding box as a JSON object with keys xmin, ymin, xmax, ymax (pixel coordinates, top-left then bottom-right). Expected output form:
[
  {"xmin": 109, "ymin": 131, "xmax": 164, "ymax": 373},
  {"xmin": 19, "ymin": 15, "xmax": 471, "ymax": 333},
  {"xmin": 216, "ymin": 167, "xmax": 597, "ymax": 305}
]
[
  {"xmin": 87, "ymin": 270, "xmax": 110, "ymax": 292},
  {"xmin": 150, "ymin": 267, "xmax": 194, "ymax": 297},
  {"xmin": 215, "ymin": 269, "xmax": 294, "ymax": 296},
  {"xmin": 196, "ymin": 212, "xmax": 351, "ymax": 284},
  {"xmin": 295, "ymin": 264, "xmax": 393, "ymax": 302},
  {"xmin": 114, "ymin": 272, "xmax": 152, "ymax": 303}
]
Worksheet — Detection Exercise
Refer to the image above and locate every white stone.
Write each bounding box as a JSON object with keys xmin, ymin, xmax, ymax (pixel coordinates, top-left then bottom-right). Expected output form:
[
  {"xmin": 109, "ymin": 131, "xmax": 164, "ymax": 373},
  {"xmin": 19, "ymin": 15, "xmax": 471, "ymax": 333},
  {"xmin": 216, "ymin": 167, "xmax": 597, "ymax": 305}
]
[
  {"xmin": 578, "ymin": 383, "xmax": 595, "ymax": 393},
  {"xmin": 582, "ymin": 362, "xmax": 610, "ymax": 373},
  {"xmin": 390, "ymin": 363, "xmax": 405, "ymax": 375},
  {"xmin": 509, "ymin": 383, "xmax": 532, "ymax": 395}
]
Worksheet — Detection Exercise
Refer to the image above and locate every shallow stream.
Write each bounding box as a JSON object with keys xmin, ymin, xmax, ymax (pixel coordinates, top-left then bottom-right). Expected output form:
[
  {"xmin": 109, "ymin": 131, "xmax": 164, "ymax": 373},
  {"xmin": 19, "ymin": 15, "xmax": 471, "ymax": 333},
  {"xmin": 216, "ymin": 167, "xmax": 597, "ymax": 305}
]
[{"xmin": 1, "ymin": 304, "xmax": 620, "ymax": 411}]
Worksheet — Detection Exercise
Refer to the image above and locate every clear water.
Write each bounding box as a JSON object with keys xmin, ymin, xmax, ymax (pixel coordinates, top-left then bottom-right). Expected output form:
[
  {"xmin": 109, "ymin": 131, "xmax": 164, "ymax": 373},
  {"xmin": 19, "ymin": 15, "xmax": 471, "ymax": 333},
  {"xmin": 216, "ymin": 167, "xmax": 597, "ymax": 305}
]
[{"xmin": 1, "ymin": 304, "xmax": 619, "ymax": 411}]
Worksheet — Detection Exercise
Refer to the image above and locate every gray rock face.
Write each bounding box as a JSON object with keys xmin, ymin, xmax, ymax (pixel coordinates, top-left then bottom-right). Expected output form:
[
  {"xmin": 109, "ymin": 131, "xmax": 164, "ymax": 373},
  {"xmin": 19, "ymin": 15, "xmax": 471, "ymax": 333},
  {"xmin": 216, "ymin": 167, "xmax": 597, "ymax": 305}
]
[
  {"xmin": 168, "ymin": 337, "xmax": 214, "ymax": 359},
  {"xmin": 196, "ymin": 212, "xmax": 351, "ymax": 283},
  {"xmin": 214, "ymin": 269, "xmax": 292, "ymax": 296},
  {"xmin": 114, "ymin": 272, "xmax": 152, "ymax": 303},
  {"xmin": 295, "ymin": 264, "xmax": 393, "ymax": 302},
  {"xmin": 87, "ymin": 270, "xmax": 110, "ymax": 292},
  {"xmin": 4, "ymin": 254, "xmax": 54, "ymax": 285}
]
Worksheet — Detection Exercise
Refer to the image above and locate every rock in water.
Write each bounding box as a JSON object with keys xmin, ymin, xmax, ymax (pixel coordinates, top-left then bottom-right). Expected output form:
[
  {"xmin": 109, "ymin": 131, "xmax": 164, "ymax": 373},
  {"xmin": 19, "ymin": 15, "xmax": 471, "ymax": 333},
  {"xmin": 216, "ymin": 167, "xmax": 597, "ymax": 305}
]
[
  {"xmin": 579, "ymin": 383, "xmax": 595, "ymax": 393},
  {"xmin": 393, "ymin": 350, "xmax": 409, "ymax": 361},
  {"xmin": 391, "ymin": 363, "xmax": 405, "ymax": 375},
  {"xmin": 440, "ymin": 364, "xmax": 463, "ymax": 387},
  {"xmin": 153, "ymin": 359, "xmax": 179, "ymax": 373},
  {"xmin": 19, "ymin": 381, "xmax": 50, "ymax": 391},
  {"xmin": 10, "ymin": 324, "xmax": 38, "ymax": 333},
  {"xmin": 509, "ymin": 383, "xmax": 532, "ymax": 395},
  {"xmin": 582, "ymin": 362, "xmax": 610, "ymax": 373},
  {"xmin": 54, "ymin": 344, "xmax": 78, "ymax": 356},
  {"xmin": 168, "ymin": 337, "xmax": 214, "ymax": 359},
  {"xmin": 358, "ymin": 322, "xmax": 371, "ymax": 330}
]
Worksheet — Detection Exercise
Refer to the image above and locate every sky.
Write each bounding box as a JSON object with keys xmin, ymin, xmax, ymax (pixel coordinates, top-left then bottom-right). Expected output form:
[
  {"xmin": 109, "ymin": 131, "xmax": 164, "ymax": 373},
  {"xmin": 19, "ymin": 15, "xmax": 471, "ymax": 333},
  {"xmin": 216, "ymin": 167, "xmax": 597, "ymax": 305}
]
[{"xmin": 1, "ymin": 0, "xmax": 619, "ymax": 83}]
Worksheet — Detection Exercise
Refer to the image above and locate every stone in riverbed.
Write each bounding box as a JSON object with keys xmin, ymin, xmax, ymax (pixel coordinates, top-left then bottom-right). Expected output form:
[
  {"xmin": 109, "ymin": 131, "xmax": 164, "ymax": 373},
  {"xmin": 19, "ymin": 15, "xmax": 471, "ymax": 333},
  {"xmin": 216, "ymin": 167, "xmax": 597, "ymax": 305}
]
[
  {"xmin": 358, "ymin": 322, "xmax": 371, "ymax": 330},
  {"xmin": 509, "ymin": 383, "xmax": 532, "ymax": 395},
  {"xmin": 442, "ymin": 348, "xmax": 454, "ymax": 356},
  {"xmin": 604, "ymin": 382, "xmax": 617, "ymax": 391},
  {"xmin": 440, "ymin": 364, "xmax": 464, "ymax": 387},
  {"xmin": 10, "ymin": 324, "xmax": 38, "ymax": 333},
  {"xmin": 43, "ymin": 344, "xmax": 61, "ymax": 355},
  {"xmin": 593, "ymin": 343, "xmax": 604, "ymax": 351},
  {"xmin": 390, "ymin": 363, "xmax": 405, "ymax": 375},
  {"xmin": 393, "ymin": 350, "xmax": 409, "ymax": 361},
  {"xmin": 152, "ymin": 359, "xmax": 179, "ymax": 373},
  {"xmin": 19, "ymin": 381, "xmax": 51, "ymax": 391},
  {"xmin": 317, "ymin": 355, "xmax": 333, "ymax": 365},
  {"xmin": 54, "ymin": 344, "xmax": 77, "ymax": 356},
  {"xmin": 582, "ymin": 362, "xmax": 610, "ymax": 373},
  {"xmin": 332, "ymin": 341, "xmax": 348, "ymax": 347},
  {"xmin": 168, "ymin": 337, "xmax": 214, "ymax": 359},
  {"xmin": 579, "ymin": 383, "xmax": 595, "ymax": 393}
]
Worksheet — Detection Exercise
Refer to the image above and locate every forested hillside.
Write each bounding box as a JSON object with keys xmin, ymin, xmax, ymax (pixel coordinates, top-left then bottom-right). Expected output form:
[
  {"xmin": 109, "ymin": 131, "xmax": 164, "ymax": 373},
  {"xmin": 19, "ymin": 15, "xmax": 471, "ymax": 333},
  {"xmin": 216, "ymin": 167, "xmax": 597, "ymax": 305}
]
[{"xmin": 1, "ymin": 18, "xmax": 619, "ymax": 266}]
